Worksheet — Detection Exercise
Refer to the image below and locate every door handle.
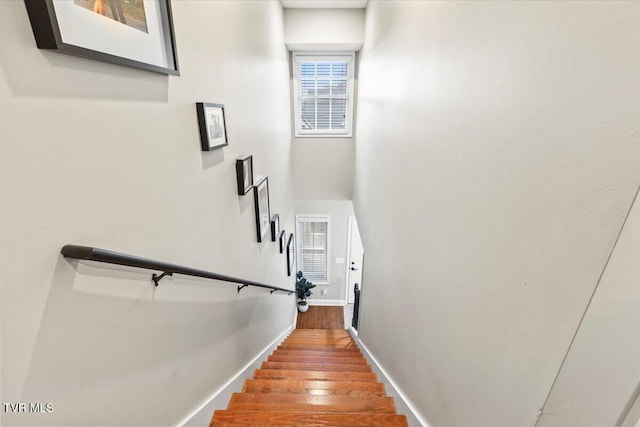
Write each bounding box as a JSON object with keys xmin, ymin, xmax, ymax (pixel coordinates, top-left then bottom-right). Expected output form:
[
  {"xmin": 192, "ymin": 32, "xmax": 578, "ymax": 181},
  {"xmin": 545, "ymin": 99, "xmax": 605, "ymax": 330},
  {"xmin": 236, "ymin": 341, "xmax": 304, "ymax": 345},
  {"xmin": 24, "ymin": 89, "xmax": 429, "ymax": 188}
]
[{"xmin": 351, "ymin": 267, "xmax": 358, "ymax": 271}]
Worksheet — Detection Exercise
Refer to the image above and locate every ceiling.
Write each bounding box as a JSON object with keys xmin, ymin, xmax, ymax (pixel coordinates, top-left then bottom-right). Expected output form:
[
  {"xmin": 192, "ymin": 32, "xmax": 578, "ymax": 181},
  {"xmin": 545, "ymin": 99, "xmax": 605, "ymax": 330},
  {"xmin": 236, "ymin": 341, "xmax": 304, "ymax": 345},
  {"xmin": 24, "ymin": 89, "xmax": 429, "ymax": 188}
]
[{"xmin": 280, "ymin": 0, "xmax": 368, "ymax": 8}]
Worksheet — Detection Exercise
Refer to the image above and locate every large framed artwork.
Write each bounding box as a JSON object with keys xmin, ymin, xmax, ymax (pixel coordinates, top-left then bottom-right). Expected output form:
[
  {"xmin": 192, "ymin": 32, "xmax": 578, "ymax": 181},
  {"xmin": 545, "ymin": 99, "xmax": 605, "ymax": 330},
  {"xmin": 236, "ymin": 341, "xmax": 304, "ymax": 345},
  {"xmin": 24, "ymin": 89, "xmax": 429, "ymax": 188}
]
[
  {"xmin": 24, "ymin": 0, "xmax": 180, "ymax": 75},
  {"xmin": 196, "ymin": 103, "xmax": 228, "ymax": 151},
  {"xmin": 253, "ymin": 176, "xmax": 270, "ymax": 242}
]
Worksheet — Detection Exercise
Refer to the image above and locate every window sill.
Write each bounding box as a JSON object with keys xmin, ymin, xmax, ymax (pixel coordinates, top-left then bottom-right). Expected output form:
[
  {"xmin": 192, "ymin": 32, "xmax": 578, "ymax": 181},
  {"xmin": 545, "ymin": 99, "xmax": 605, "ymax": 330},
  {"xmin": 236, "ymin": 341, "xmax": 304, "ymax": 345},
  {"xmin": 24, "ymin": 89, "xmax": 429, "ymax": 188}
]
[{"xmin": 294, "ymin": 134, "xmax": 352, "ymax": 139}]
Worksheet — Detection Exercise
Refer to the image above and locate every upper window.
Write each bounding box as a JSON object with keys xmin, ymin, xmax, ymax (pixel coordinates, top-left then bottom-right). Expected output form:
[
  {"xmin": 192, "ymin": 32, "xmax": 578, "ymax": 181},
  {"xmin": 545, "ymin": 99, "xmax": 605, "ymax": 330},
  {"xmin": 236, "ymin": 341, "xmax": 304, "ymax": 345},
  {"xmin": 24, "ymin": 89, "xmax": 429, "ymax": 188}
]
[
  {"xmin": 293, "ymin": 53, "xmax": 355, "ymax": 138},
  {"xmin": 296, "ymin": 215, "xmax": 330, "ymax": 283}
]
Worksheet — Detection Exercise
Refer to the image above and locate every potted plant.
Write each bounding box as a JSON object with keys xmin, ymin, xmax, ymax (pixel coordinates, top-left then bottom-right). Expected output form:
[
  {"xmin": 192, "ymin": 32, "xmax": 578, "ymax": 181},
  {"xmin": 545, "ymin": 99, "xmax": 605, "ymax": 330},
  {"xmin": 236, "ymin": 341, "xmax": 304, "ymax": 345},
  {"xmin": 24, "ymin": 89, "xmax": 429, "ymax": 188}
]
[{"xmin": 296, "ymin": 271, "xmax": 315, "ymax": 313}]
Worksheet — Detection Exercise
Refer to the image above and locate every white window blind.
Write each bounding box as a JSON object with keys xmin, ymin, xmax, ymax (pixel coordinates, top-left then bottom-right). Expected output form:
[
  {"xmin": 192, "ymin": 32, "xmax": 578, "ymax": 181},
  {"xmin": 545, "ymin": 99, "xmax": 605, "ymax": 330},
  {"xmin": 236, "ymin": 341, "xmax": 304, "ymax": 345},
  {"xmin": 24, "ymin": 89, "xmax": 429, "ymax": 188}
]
[
  {"xmin": 296, "ymin": 216, "xmax": 330, "ymax": 283},
  {"xmin": 293, "ymin": 53, "xmax": 355, "ymax": 137}
]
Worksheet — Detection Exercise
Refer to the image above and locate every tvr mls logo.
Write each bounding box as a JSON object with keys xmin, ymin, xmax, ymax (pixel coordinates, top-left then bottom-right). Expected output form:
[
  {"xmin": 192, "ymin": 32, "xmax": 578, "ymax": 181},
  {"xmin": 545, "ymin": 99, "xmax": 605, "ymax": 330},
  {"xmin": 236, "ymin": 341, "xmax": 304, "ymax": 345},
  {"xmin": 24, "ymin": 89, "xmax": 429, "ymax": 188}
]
[{"xmin": 3, "ymin": 402, "xmax": 54, "ymax": 413}]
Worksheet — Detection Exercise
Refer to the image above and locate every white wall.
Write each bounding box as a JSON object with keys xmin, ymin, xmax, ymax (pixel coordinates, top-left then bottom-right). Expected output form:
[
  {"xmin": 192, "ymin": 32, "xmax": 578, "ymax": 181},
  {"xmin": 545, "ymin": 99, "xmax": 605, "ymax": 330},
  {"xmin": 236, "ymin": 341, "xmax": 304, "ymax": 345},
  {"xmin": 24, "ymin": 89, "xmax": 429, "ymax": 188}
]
[
  {"xmin": 354, "ymin": 1, "xmax": 640, "ymax": 426},
  {"xmin": 284, "ymin": 8, "xmax": 365, "ymax": 50},
  {"xmin": 0, "ymin": 1, "xmax": 295, "ymax": 425},
  {"xmin": 295, "ymin": 200, "xmax": 355, "ymax": 302},
  {"xmin": 537, "ymin": 190, "xmax": 640, "ymax": 427},
  {"xmin": 292, "ymin": 137, "xmax": 355, "ymax": 200}
]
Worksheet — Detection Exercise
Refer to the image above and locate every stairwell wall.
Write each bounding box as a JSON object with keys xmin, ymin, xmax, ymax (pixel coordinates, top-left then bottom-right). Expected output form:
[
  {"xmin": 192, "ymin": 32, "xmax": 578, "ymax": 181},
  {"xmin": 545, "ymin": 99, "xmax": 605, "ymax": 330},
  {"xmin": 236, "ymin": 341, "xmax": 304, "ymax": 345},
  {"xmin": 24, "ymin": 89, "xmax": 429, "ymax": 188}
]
[
  {"xmin": 0, "ymin": 1, "xmax": 295, "ymax": 425},
  {"xmin": 353, "ymin": 1, "xmax": 640, "ymax": 426}
]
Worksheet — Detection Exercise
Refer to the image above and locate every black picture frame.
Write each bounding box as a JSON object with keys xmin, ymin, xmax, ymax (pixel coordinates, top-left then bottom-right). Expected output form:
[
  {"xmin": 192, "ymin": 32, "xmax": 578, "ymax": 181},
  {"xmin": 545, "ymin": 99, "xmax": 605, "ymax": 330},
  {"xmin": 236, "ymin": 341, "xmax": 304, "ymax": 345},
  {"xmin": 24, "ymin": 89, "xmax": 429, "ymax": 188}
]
[
  {"xmin": 253, "ymin": 176, "xmax": 270, "ymax": 242},
  {"xmin": 271, "ymin": 214, "xmax": 280, "ymax": 242},
  {"xmin": 286, "ymin": 233, "xmax": 295, "ymax": 276},
  {"xmin": 235, "ymin": 155, "xmax": 253, "ymax": 195},
  {"xmin": 196, "ymin": 103, "xmax": 228, "ymax": 151},
  {"xmin": 24, "ymin": 0, "xmax": 180, "ymax": 75},
  {"xmin": 279, "ymin": 230, "xmax": 286, "ymax": 253}
]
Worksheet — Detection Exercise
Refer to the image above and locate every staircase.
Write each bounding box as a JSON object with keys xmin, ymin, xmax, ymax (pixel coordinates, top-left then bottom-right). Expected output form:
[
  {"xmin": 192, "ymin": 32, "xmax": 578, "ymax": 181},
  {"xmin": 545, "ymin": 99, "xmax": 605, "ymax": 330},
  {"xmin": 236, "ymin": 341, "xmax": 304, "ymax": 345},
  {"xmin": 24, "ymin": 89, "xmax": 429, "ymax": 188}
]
[{"xmin": 211, "ymin": 329, "xmax": 408, "ymax": 426}]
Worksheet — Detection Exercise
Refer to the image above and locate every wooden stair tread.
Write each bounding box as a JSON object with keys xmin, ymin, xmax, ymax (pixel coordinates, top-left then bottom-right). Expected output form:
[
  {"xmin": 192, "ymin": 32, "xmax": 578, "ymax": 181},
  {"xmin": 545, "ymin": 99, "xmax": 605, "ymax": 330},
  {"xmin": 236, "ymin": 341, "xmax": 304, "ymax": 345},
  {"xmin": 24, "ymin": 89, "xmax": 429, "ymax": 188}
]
[
  {"xmin": 283, "ymin": 337, "xmax": 355, "ymax": 342},
  {"xmin": 277, "ymin": 345, "xmax": 361, "ymax": 352},
  {"xmin": 289, "ymin": 329, "xmax": 351, "ymax": 335},
  {"xmin": 261, "ymin": 361, "xmax": 372, "ymax": 372},
  {"xmin": 254, "ymin": 369, "xmax": 378, "ymax": 382},
  {"xmin": 211, "ymin": 410, "xmax": 408, "ymax": 426},
  {"xmin": 271, "ymin": 349, "xmax": 364, "ymax": 358},
  {"xmin": 227, "ymin": 402, "xmax": 396, "ymax": 414},
  {"xmin": 267, "ymin": 354, "xmax": 368, "ymax": 364},
  {"xmin": 280, "ymin": 341, "xmax": 358, "ymax": 347},
  {"xmin": 230, "ymin": 392, "xmax": 395, "ymax": 410},
  {"xmin": 242, "ymin": 379, "xmax": 385, "ymax": 396}
]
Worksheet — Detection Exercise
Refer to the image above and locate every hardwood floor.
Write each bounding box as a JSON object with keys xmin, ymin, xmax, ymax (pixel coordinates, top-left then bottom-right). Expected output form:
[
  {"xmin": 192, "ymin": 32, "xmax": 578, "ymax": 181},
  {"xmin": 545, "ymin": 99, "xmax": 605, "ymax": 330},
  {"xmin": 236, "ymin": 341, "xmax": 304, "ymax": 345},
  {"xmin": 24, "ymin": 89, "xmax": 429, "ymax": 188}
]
[
  {"xmin": 210, "ymin": 329, "xmax": 408, "ymax": 426},
  {"xmin": 295, "ymin": 305, "xmax": 344, "ymax": 329}
]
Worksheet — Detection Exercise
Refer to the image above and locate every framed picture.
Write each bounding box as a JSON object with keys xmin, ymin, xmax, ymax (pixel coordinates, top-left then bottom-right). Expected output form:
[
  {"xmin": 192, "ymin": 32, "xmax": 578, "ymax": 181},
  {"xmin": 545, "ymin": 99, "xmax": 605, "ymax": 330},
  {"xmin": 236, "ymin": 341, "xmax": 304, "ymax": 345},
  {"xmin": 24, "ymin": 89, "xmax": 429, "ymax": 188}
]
[
  {"xmin": 196, "ymin": 103, "xmax": 228, "ymax": 151},
  {"xmin": 279, "ymin": 230, "xmax": 286, "ymax": 253},
  {"xmin": 271, "ymin": 214, "xmax": 280, "ymax": 242},
  {"xmin": 24, "ymin": 0, "xmax": 179, "ymax": 75},
  {"xmin": 253, "ymin": 176, "xmax": 270, "ymax": 242},
  {"xmin": 235, "ymin": 155, "xmax": 253, "ymax": 195},
  {"xmin": 286, "ymin": 233, "xmax": 295, "ymax": 276}
]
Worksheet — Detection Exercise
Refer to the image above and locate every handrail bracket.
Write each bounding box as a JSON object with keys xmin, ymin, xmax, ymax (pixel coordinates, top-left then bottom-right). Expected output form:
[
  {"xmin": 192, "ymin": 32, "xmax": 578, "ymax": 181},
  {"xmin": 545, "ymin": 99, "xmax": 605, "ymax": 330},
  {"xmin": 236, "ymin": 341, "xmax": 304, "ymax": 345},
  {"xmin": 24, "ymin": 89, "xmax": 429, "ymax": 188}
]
[
  {"xmin": 152, "ymin": 271, "xmax": 173, "ymax": 287},
  {"xmin": 237, "ymin": 284, "xmax": 248, "ymax": 293}
]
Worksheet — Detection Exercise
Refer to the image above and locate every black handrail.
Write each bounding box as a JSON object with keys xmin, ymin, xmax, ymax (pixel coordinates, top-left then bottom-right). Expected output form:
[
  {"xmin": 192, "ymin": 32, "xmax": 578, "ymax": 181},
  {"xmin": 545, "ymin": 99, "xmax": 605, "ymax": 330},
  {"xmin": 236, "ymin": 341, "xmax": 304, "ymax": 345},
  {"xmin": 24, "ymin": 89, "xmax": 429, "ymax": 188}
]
[
  {"xmin": 352, "ymin": 283, "xmax": 360, "ymax": 330},
  {"xmin": 61, "ymin": 245, "xmax": 294, "ymax": 295}
]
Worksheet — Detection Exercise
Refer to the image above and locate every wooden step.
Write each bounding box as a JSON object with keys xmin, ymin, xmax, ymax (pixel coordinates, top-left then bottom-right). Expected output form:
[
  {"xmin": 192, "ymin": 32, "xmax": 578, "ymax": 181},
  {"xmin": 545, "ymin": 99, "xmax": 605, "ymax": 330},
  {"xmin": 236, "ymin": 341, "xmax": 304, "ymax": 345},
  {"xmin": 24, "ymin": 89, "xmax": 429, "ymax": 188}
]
[
  {"xmin": 271, "ymin": 349, "xmax": 364, "ymax": 359},
  {"xmin": 289, "ymin": 329, "xmax": 351, "ymax": 335},
  {"xmin": 283, "ymin": 334, "xmax": 355, "ymax": 340},
  {"xmin": 267, "ymin": 354, "xmax": 368, "ymax": 364},
  {"xmin": 227, "ymin": 393, "xmax": 396, "ymax": 413},
  {"xmin": 242, "ymin": 379, "xmax": 386, "ymax": 396},
  {"xmin": 261, "ymin": 361, "xmax": 372, "ymax": 372},
  {"xmin": 276, "ymin": 344, "xmax": 361, "ymax": 352},
  {"xmin": 283, "ymin": 336, "xmax": 355, "ymax": 342},
  {"xmin": 211, "ymin": 410, "xmax": 409, "ymax": 426},
  {"xmin": 254, "ymin": 369, "xmax": 378, "ymax": 382}
]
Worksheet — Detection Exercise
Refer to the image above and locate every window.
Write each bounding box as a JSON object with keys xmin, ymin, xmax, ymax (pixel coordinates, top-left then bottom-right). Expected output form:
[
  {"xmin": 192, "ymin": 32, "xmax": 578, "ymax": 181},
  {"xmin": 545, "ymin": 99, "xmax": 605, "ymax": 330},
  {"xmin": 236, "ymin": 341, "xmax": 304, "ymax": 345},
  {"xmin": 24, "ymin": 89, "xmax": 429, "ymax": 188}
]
[
  {"xmin": 296, "ymin": 215, "xmax": 330, "ymax": 283},
  {"xmin": 293, "ymin": 52, "xmax": 355, "ymax": 137}
]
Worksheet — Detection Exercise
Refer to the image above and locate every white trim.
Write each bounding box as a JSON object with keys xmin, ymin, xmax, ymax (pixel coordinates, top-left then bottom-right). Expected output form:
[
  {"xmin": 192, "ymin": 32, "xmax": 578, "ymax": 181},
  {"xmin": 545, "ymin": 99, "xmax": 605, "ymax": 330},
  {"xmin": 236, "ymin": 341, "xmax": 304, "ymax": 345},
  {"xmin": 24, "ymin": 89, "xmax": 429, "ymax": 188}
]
[
  {"xmin": 345, "ymin": 216, "xmax": 355, "ymax": 302},
  {"xmin": 351, "ymin": 333, "xmax": 431, "ymax": 427},
  {"xmin": 307, "ymin": 298, "xmax": 346, "ymax": 306},
  {"xmin": 286, "ymin": 43, "xmax": 363, "ymax": 52},
  {"xmin": 176, "ymin": 324, "xmax": 294, "ymax": 427},
  {"xmin": 281, "ymin": 1, "xmax": 368, "ymax": 9}
]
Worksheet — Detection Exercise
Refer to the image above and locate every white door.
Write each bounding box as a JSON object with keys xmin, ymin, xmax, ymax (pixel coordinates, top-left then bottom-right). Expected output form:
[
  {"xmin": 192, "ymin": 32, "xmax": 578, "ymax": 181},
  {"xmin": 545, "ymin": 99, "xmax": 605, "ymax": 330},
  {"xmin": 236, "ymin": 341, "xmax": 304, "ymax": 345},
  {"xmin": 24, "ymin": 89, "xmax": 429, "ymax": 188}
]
[{"xmin": 346, "ymin": 217, "xmax": 364, "ymax": 304}]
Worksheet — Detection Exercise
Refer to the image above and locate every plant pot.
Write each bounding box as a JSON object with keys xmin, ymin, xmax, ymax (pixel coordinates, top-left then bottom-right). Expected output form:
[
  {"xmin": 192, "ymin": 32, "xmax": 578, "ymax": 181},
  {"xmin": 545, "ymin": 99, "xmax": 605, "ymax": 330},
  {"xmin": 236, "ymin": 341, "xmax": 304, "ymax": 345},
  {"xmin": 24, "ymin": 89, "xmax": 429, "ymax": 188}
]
[{"xmin": 297, "ymin": 302, "xmax": 309, "ymax": 313}]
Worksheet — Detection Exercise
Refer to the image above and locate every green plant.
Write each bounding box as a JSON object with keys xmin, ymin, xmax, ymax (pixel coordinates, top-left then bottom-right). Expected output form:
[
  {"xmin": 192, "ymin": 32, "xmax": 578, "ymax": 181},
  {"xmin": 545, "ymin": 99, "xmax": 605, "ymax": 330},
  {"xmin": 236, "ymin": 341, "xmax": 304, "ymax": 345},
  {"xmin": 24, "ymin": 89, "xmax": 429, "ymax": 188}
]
[{"xmin": 295, "ymin": 271, "xmax": 315, "ymax": 303}]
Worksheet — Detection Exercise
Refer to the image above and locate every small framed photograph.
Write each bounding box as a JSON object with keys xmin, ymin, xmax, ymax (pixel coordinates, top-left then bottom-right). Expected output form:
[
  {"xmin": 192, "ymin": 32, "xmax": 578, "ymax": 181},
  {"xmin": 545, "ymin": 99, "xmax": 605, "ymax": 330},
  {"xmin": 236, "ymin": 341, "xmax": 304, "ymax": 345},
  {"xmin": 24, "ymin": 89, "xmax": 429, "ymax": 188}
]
[
  {"xmin": 24, "ymin": 0, "xmax": 179, "ymax": 75},
  {"xmin": 279, "ymin": 230, "xmax": 286, "ymax": 253},
  {"xmin": 253, "ymin": 176, "xmax": 270, "ymax": 242},
  {"xmin": 271, "ymin": 214, "xmax": 280, "ymax": 242},
  {"xmin": 235, "ymin": 155, "xmax": 253, "ymax": 195},
  {"xmin": 286, "ymin": 233, "xmax": 295, "ymax": 276},
  {"xmin": 196, "ymin": 103, "xmax": 228, "ymax": 151}
]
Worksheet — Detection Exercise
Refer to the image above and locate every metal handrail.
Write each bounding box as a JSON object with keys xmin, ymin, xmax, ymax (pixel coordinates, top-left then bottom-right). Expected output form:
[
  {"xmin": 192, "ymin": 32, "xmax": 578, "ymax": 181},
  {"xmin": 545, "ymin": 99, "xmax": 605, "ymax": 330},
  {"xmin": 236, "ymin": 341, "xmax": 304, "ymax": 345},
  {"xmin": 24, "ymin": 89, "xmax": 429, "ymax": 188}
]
[
  {"xmin": 352, "ymin": 283, "xmax": 360, "ymax": 330},
  {"xmin": 61, "ymin": 245, "xmax": 294, "ymax": 295}
]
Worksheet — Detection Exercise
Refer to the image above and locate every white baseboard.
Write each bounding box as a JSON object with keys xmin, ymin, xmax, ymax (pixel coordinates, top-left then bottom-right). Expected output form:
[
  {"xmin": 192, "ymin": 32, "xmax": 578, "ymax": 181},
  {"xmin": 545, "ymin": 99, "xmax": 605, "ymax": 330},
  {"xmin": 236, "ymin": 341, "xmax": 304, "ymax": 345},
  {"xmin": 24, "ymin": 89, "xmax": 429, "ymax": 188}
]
[
  {"xmin": 350, "ymin": 332, "xmax": 430, "ymax": 427},
  {"xmin": 177, "ymin": 324, "xmax": 294, "ymax": 427},
  {"xmin": 307, "ymin": 299, "xmax": 346, "ymax": 306}
]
